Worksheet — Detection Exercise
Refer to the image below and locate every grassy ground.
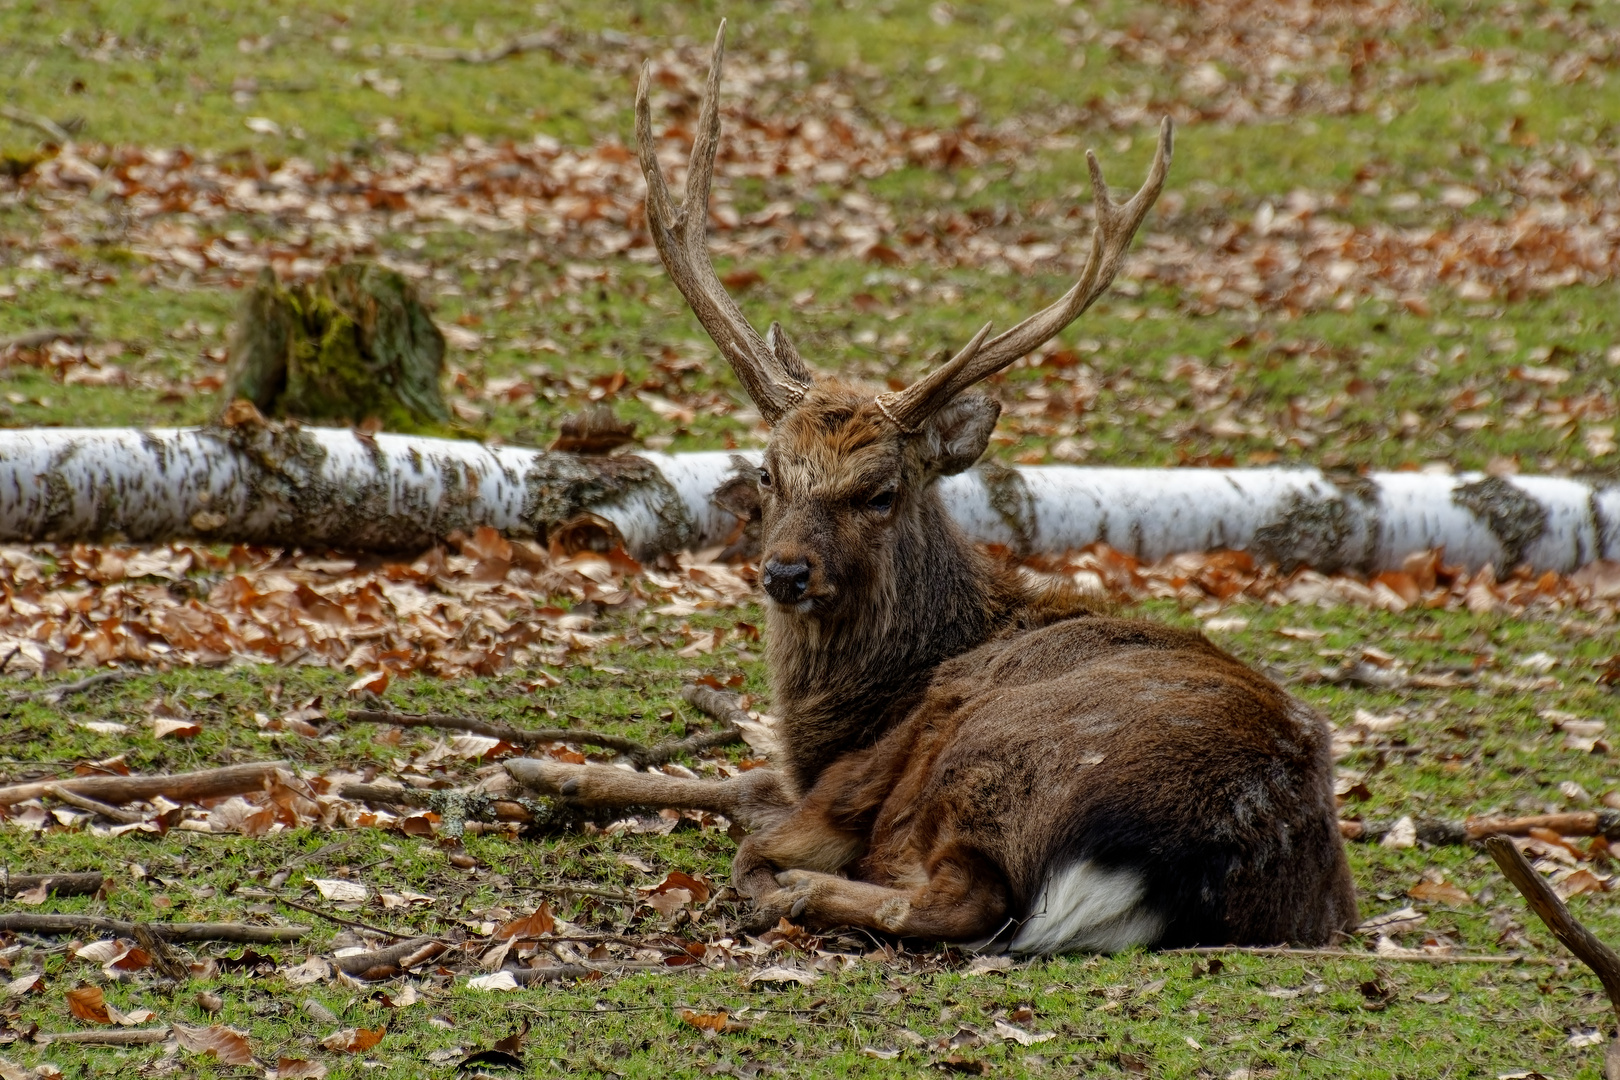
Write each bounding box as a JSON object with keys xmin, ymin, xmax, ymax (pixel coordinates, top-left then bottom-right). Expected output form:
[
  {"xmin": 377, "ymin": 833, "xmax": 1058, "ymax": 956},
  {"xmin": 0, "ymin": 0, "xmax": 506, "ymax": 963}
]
[{"xmin": 3, "ymin": 0, "xmax": 1620, "ymax": 1076}]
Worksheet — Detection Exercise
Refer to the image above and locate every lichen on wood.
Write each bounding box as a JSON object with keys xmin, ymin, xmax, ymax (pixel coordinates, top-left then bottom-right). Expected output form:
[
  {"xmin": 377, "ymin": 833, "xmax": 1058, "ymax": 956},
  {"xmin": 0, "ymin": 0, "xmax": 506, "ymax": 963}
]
[{"xmin": 223, "ymin": 263, "xmax": 449, "ymax": 430}]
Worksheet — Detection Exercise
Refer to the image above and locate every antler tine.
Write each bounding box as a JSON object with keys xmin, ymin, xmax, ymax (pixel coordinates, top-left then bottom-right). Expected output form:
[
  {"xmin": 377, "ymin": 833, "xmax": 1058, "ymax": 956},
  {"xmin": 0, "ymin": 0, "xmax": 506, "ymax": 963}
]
[
  {"xmin": 875, "ymin": 118, "xmax": 1172, "ymax": 432},
  {"xmin": 873, "ymin": 322, "xmax": 995, "ymax": 433},
  {"xmin": 635, "ymin": 20, "xmax": 811, "ymax": 423},
  {"xmin": 941, "ymin": 117, "xmax": 1173, "ymax": 399}
]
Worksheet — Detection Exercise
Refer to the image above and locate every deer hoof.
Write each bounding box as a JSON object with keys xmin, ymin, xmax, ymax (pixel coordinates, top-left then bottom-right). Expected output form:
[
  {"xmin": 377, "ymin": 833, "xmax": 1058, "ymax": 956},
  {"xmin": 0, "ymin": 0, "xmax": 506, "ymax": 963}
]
[
  {"xmin": 789, "ymin": 896, "xmax": 808, "ymax": 919},
  {"xmin": 559, "ymin": 777, "xmax": 580, "ymax": 796}
]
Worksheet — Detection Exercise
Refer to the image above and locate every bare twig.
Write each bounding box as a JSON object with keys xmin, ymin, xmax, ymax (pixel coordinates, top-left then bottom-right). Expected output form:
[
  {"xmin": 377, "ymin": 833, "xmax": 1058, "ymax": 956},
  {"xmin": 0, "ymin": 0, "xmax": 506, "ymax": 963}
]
[
  {"xmin": 1340, "ymin": 810, "xmax": 1620, "ymax": 846},
  {"xmin": 1489, "ymin": 834, "xmax": 1620, "ymax": 1003},
  {"xmin": 520, "ymin": 882, "xmax": 639, "ymax": 904},
  {"xmin": 334, "ymin": 782, "xmax": 558, "ymax": 829},
  {"xmin": 36, "ymin": 1027, "xmax": 171, "ymax": 1047},
  {"xmin": 345, "ymin": 708, "xmax": 742, "ymax": 767},
  {"xmin": 276, "ymin": 896, "xmax": 419, "ymax": 942},
  {"xmin": 1163, "ymin": 945, "xmax": 1550, "ymax": 965},
  {"xmin": 0, "ymin": 761, "xmax": 287, "ymax": 808},
  {"xmin": 333, "ymin": 935, "xmax": 447, "ymax": 977},
  {"xmin": 504, "ymin": 959, "xmax": 681, "ymax": 983},
  {"xmin": 0, "ymin": 327, "xmax": 88, "ymax": 356},
  {"xmin": 0, "ymin": 105, "xmax": 71, "ymax": 144},
  {"xmin": 45, "ymin": 783, "xmax": 147, "ymax": 824},
  {"xmin": 0, "ymin": 913, "xmax": 306, "ymax": 943},
  {"xmin": 389, "ymin": 29, "xmax": 564, "ymax": 64},
  {"xmin": 345, "ymin": 709, "xmax": 647, "ymax": 756},
  {"xmin": 0, "ymin": 871, "xmax": 103, "ymax": 898}
]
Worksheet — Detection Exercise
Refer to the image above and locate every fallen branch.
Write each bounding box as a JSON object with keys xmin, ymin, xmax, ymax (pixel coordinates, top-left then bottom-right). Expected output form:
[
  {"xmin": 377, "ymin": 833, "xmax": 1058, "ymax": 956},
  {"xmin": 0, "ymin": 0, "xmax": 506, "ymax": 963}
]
[
  {"xmin": 1, "ymin": 871, "xmax": 102, "ymax": 898},
  {"xmin": 35, "ymin": 1027, "xmax": 171, "ymax": 1047},
  {"xmin": 45, "ymin": 784, "xmax": 147, "ymax": 824},
  {"xmin": 0, "ymin": 105, "xmax": 71, "ymax": 144},
  {"xmin": 2, "ymin": 424, "xmax": 1615, "ymax": 570},
  {"xmin": 333, "ymin": 935, "xmax": 446, "ymax": 977},
  {"xmin": 504, "ymin": 959, "xmax": 681, "ymax": 983},
  {"xmin": 1163, "ymin": 945, "xmax": 1550, "ymax": 965},
  {"xmin": 0, "ymin": 326, "xmax": 87, "ymax": 354},
  {"xmin": 0, "ymin": 914, "xmax": 307, "ymax": 943},
  {"xmin": 1340, "ymin": 810, "xmax": 1620, "ymax": 846},
  {"xmin": 334, "ymin": 782, "xmax": 564, "ymax": 836},
  {"xmin": 390, "ymin": 29, "xmax": 564, "ymax": 64},
  {"xmin": 276, "ymin": 895, "xmax": 418, "ymax": 942},
  {"xmin": 680, "ymin": 685, "xmax": 751, "ymax": 728},
  {"xmin": 1488, "ymin": 835, "xmax": 1620, "ymax": 1079},
  {"xmin": 0, "ymin": 761, "xmax": 287, "ymax": 808},
  {"xmin": 346, "ymin": 707, "xmax": 742, "ymax": 767},
  {"xmin": 346, "ymin": 709, "xmax": 646, "ymax": 756}
]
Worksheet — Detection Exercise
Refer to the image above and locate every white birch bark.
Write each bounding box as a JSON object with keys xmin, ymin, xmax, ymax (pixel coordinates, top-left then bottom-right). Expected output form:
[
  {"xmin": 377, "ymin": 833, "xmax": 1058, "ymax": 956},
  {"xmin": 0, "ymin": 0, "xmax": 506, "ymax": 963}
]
[{"xmin": 0, "ymin": 426, "xmax": 1615, "ymax": 572}]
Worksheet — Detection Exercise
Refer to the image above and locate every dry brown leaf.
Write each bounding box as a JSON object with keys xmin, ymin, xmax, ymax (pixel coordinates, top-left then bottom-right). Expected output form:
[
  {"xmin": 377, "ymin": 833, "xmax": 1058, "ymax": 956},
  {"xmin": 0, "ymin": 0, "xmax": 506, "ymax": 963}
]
[
  {"xmin": 679, "ymin": 1010, "xmax": 746, "ymax": 1036},
  {"xmin": 274, "ymin": 1059, "xmax": 328, "ymax": 1080},
  {"xmin": 1407, "ymin": 880, "xmax": 1472, "ymax": 906},
  {"xmin": 65, "ymin": 984, "xmax": 111, "ymax": 1024},
  {"xmin": 319, "ymin": 1025, "xmax": 386, "ymax": 1052},
  {"xmin": 493, "ymin": 904, "xmax": 555, "ymax": 940},
  {"xmin": 173, "ymin": 1022, "xmax": 254, "ymax": 1065}
]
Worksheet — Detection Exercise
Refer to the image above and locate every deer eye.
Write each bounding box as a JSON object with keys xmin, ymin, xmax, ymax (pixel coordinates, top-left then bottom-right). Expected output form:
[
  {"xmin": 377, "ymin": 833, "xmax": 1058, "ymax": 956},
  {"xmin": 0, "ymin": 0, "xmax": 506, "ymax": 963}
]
[
  {"xmin": 866, "ymin": 489, "xmax": 896, "ymax": 512},
  {"xmin": 758, "ymin": 467, "xmax": 772, "ymax": 488}
]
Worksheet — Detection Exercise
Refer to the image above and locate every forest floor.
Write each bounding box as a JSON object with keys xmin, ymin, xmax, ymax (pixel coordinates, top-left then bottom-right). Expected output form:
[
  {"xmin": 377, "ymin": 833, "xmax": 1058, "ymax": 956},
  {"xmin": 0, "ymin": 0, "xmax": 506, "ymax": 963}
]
[{"xmin": 2, "ymin": 0, "xmax": 1619, "ymax": 1077}]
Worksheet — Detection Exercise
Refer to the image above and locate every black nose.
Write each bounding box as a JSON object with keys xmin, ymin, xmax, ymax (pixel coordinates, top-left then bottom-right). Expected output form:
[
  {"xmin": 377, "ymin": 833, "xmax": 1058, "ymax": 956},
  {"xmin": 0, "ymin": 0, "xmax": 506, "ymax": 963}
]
[{"xmin": 762, "ymin": 558, "xmax": 811, "ymax": 603}]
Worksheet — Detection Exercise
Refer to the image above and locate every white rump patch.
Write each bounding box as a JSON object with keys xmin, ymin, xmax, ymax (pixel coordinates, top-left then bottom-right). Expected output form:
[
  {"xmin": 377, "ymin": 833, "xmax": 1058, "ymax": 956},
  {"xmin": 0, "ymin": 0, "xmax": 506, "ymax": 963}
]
[{"xmin": 1008, "ymin": 861, "xmax": 1166, "ymax": 956}]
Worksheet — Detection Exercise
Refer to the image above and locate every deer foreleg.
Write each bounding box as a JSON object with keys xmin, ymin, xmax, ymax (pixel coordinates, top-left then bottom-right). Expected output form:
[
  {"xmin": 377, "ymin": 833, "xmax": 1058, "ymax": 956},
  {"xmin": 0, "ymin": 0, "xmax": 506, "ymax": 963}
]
[
  {"xmin": 751, "ymin": 858, "xmax": 1009, "ymax": 943},
  {"xmin": 503, "ymin": 759, "xmax": 796, "ymax": 832}
]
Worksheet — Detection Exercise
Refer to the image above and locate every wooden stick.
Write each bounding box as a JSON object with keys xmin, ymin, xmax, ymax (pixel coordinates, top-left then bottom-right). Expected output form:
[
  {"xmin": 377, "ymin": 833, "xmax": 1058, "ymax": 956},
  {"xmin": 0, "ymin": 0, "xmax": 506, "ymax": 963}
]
[
  {"xmin": 276, "ymin": 896, "xmax": 417, "ymax": 942},
  {"xmin": 344, "ymin": 709, "xmax": 741, "ymax": 766},
  {"xmin": 0, "ymin": 914, "xmax": 307, "ymax": 943},
  {"xmin": 6, "ymin": 667, "xmax": 137, "ymax": 703},
  {"xmin": 45, "ymin": 784, "xmax": 147, "ymax": 824},
  {"xmin": 0, "ymin": 871, "xmax": 103, "ymax": 898},
  {"xmin": 0, "ymin": 761, "xmax": 287, "ymax": 808},
  {"xmin": 0, "ymin": 105, "xmax": 71, "ymax": 144},
  {"xmin": 345, "ymin": 710, "xmax": 647, "ymax": 756},
  {"xmin": 1163, "ymin": 945, "xmax": 1551, "ymax": 965},
  {"xmin": 35, "ymin": 1027, "xmax": 171, "ymax": 1047},
  {"xmin": 1488, "ymin": 836, "xmax": 1620, "ymax": 1080},
  {"xmin": 333, "ymin": 935, "xmax": 446, "ymax": 976},
  {"xmin": 335, "ymin": 782, "xmax": 545, "ymax": 823},
  {"xmin": 389, "ymin": 30, "xmax": 564, "ymax": 64},
  {"xmin": 1488, "ymin": 836, "xmax": 1620, "ymax": 1005},
  {"xmin": 1339, "ymin": 810, "xmax": 1620, "ymax": 846}
]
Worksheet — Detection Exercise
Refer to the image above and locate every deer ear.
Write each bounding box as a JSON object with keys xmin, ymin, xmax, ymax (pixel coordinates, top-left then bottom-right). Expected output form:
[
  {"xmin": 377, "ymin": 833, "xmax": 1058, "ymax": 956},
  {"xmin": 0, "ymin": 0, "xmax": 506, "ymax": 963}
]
[{"xmin": 919, "ymin": 394, "xmax": 1000, "ymax": 476}]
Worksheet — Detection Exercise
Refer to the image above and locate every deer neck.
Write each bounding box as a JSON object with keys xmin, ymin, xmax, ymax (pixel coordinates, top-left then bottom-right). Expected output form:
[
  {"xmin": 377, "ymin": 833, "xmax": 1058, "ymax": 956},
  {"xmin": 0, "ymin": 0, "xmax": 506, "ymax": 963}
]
[{"xmin": 764, "ymin": 492, "xmax": 1020, "ymax": 790}]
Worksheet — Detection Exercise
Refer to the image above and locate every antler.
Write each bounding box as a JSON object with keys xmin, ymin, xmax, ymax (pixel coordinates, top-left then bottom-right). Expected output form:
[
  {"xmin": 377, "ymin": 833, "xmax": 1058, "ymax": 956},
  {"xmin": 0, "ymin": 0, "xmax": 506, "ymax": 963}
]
[
  {"xmin": 635, "ymin": 21, "xmax": 813, "ymax": 424},
  {"xmin": 874, "ymin": 118, "xmax": 1174, "ymax": 433}
]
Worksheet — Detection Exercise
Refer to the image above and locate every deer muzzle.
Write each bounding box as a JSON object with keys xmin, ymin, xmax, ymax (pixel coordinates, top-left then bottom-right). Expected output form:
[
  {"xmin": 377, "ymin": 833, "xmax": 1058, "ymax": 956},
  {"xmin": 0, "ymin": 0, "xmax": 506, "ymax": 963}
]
[{"xmin": 761, "ymin": 557, "xmax": 812, "ymax": 605}]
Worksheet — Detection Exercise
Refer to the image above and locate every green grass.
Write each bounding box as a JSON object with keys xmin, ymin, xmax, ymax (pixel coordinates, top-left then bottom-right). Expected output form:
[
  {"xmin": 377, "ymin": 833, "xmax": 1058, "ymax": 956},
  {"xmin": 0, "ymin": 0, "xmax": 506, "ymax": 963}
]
[
  {"xmin": 3, "ymin": 0, "xmax": 1620, "ymax": 1075},
  {"xmin": 3, "ymin": 596, "xmax": 1620, "ymax": 1077}
]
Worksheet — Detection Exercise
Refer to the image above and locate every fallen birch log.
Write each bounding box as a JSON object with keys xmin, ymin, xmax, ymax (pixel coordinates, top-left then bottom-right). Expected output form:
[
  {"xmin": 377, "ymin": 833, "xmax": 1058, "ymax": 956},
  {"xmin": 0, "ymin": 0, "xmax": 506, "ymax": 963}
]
[
  {"xmin": 1, "ymin": 424, "xmax": 1617, "ymax": 571},
  {"xmin": 0, "ymin": 761, "xmax": 287, "ymax": 808}
]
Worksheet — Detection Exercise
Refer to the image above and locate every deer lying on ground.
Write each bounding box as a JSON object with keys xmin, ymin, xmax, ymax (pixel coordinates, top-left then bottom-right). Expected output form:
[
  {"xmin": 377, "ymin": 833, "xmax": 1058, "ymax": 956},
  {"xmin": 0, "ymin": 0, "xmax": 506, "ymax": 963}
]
[{"xmin": 507, "ymin": 24, "xmax": 1357, "ymax": 953}]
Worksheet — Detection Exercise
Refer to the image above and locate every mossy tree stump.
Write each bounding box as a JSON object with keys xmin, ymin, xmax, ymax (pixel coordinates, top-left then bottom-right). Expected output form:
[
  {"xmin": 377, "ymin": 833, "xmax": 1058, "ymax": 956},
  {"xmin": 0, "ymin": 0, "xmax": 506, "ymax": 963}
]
[{"xmin": 222, "ymin": 263, "xmax": 450, "ymax": 429}]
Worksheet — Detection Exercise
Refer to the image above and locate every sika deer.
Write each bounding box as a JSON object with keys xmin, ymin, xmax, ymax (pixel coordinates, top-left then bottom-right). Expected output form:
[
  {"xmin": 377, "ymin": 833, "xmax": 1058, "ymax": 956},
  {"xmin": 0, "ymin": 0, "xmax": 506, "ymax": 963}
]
[{"xmin": 507, "ymin": 23, "xmax": 1357, "ymax": 952}]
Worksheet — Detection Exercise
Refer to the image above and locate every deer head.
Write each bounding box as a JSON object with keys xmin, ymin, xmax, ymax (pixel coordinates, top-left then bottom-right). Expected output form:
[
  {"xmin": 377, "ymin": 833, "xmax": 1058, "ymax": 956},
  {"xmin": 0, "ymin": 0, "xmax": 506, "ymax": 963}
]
[{"xmin": 638, "ymin": 22, "xmax": 1171, "ymax": 621}]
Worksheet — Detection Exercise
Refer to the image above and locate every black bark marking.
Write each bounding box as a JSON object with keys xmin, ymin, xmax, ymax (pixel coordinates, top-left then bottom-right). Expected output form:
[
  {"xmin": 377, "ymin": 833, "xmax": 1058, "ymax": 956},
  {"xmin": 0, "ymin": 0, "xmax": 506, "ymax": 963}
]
[
  {"xmin": 975, "ymin": 460, "xmax": 1036, "ymax": 555},
  {"xmin": 1452, "ymin": 476, "xmax": 1547, "ymax": 569}
]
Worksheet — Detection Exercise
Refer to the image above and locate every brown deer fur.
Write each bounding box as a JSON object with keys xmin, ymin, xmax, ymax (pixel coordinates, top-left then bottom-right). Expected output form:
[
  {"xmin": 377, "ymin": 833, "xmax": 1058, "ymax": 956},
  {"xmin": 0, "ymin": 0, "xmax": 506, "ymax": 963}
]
[{"xmin": 504, "ymin": 24, "xmax": 1358, "ymax": 952}]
